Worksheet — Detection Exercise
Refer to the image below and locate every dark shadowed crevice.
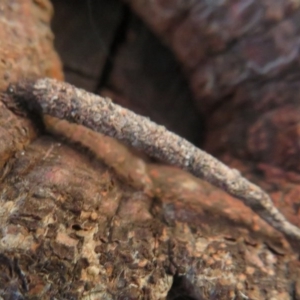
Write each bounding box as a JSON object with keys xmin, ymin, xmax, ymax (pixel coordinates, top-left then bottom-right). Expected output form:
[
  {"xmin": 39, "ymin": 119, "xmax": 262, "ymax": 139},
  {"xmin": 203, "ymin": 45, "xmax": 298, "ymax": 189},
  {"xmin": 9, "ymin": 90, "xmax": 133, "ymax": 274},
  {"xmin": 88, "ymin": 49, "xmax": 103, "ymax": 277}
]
[
  {"xmin": 94, "ymin": 4, "xmax": 131, "ymax": 92},
  {"xmin": 50, "ymin": 0, "xmax": 125, "ymax": 91},
  {"xmin": 50, "ymin": 0, "xmax": 205, "ymax": 144},
  {"xmin": 167, "ymin": 275, "xmax": 201, "ymax": 300}
]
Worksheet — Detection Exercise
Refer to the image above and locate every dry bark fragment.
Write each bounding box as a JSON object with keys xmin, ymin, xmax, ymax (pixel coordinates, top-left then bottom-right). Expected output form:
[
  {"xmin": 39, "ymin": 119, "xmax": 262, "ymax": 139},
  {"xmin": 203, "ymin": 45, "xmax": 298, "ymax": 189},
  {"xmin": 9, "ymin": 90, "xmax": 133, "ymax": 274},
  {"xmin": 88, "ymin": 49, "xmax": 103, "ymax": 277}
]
[
  {"xmin": 0, "ymin": 131, "xmax": 297, "ymax": 299},
  {"xmin": 0, "ymin": 0, "xmax": 299, "ymax": 298},
  {"xmin": 0, "ymin": 136, "xmax": 173, "ymax": 299},
  {"xmin": 5, "ymin": 78, "xmax": 300, "ymax": 243}
]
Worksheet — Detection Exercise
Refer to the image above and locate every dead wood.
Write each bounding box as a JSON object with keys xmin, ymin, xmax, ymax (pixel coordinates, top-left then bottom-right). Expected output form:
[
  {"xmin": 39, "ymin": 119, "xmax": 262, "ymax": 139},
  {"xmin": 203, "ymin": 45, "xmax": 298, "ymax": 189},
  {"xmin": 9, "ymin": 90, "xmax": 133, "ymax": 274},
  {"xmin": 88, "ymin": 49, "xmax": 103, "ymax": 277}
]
[
  {"xmin": 5, "ymin": 77, "xmax": 300, "ymax": 244},
  {"xmin": 0, "ymin": 0, "xmax": 300, "ymax": 299},
  {"xmin": 0, "ymin": 104, "xmax": 298, "ymax": 298}
]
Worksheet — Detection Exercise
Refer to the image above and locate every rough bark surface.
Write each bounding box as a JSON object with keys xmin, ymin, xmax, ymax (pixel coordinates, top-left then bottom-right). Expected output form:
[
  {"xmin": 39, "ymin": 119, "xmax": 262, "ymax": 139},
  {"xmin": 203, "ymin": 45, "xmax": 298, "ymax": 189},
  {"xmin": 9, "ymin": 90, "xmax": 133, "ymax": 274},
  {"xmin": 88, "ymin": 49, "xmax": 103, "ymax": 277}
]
[
  {"xmin": 0, "ymin": 0, "xmax": 62, "ymax": 91},
  {"xmin": 7, "ymin": 78, "xmax": 300, "ymax": 242},
  {"xmin": 1, "ymin": 111, "xmax": 299, "ymax": 299},
  {"xmin": 1, "ymin": 0, "xmax": 300, "ymax": 299}
]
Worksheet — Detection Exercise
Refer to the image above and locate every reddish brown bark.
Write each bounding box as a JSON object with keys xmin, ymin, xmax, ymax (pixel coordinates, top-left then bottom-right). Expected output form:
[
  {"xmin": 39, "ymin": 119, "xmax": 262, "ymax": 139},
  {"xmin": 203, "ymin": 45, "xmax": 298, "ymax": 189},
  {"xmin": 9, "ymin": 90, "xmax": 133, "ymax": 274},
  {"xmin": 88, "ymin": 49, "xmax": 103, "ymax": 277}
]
[
  {"xmin": 0, "ymin": 0, "xmax": 300, "ymax": 299},
  {"xmin": 7, "ymin": 77, "xmax": 300, "ymax": 243},
  {"xmin": 124, "ymin": 0, "xmax": 300, "ymax": 173}
]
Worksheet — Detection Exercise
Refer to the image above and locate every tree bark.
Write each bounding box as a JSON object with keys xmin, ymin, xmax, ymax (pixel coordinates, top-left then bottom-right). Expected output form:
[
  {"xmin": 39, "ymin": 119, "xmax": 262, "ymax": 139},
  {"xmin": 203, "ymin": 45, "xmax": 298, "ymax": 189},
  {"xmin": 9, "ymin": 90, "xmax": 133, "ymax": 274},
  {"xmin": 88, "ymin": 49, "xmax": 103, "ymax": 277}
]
[{"xmin": 0, "ymin": 0, "xmax": 300, "ymax": 299}]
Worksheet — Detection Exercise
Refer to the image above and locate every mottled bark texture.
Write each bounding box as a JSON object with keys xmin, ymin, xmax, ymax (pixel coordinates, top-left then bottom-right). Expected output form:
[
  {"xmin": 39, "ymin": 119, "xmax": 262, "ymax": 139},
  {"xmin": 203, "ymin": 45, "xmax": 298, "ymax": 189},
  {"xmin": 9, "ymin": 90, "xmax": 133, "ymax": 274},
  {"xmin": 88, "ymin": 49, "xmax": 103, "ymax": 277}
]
[
  {"xmin": 123, "ymin": 0, "xmax": 300, "ymax": 173},
  {"xmin": 1, "ymin": 0, "xmax": 300, "ymax": 299},
  {"xmin": 0, "ymin": 0, "xmax": 63, "ymax": 179},
  {"xmin": 0, "ymin": 0, "xmax": 62, "ymax": 91},
  {"xmin": 0, "ymin": 101, "xmax": 299, "ymax": 299},
  {"xmin": 6, "ymin": 78, "xmax": 300, "ymax": 243}
]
